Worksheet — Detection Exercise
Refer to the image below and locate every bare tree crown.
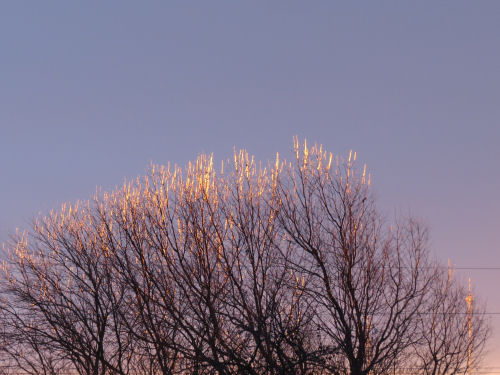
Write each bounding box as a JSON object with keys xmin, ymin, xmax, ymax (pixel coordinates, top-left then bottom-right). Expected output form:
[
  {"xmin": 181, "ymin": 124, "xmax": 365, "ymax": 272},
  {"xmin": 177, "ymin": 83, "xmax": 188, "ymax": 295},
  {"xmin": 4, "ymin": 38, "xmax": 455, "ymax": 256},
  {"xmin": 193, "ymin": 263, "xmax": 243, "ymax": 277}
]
[{"xmin": 0, "ymin": 139, "xmax": 489, "ymax": 375}]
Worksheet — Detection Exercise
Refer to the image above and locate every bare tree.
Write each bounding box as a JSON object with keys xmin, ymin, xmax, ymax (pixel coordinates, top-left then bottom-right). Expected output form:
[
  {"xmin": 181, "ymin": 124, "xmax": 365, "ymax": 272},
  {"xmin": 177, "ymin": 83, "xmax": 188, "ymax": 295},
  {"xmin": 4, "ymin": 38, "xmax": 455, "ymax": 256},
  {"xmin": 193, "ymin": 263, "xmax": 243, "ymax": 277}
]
[
  {"xmin": 0, "ymin": 139, "xmax": 490, "ymax": 375},
  {"xmin": 276, "ymin": 139, "xmax": 483, "ymax": 375},
  {"xmin": 410, "ymin": 266, "xmax": 489, "ymax": 375}
]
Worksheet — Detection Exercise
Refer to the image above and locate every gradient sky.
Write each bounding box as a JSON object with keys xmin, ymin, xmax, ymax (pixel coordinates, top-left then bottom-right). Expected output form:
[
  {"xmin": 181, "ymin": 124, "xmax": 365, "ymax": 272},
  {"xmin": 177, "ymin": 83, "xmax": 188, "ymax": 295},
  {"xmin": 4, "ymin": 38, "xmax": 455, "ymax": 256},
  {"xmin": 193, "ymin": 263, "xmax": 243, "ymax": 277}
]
[{"xmin": 1, "ymin": 2, "xmax": 500, "ymax": 371}]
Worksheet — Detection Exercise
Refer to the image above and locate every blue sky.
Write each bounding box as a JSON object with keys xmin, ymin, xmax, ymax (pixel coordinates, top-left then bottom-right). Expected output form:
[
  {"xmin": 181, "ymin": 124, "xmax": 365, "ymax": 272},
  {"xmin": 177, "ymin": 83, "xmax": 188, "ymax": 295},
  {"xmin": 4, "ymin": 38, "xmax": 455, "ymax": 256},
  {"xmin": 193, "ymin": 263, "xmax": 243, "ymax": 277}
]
[{"xmin": 1, "ymin": 1, "xmax": 500, "ymax": 369}]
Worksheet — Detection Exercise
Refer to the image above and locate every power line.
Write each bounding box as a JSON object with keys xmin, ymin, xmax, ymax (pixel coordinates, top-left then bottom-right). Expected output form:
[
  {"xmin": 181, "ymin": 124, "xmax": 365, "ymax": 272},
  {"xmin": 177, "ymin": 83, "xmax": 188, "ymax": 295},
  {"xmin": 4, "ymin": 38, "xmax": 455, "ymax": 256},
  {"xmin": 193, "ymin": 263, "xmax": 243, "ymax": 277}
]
[{"xmin": 453, "ymin": 267, "xmax": 500, "ymax": 270}]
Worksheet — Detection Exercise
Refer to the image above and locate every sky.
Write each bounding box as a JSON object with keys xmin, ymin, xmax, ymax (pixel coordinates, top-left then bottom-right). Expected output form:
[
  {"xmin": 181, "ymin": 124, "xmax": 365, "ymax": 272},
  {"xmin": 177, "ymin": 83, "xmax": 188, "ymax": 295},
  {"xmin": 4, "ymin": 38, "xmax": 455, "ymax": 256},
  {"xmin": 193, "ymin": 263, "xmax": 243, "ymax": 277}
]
[{"xmin": 1, "ymin": 1, "xmax": 500, "ymax": 371}]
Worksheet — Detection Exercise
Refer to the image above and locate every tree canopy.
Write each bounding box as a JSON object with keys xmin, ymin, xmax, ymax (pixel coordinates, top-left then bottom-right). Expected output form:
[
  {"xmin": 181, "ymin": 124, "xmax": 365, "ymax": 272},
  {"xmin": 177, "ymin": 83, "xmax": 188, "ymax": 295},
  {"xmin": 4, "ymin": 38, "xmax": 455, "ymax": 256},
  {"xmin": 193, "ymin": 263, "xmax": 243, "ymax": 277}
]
[{"xmin": 0, "ymin": 139, "xmax": 489, "ymax": 375}]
